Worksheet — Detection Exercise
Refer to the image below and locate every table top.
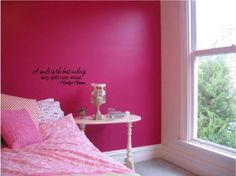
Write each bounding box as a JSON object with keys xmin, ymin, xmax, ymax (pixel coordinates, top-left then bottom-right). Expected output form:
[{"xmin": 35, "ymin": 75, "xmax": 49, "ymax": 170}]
[{"xmin": 74, "ymin": 114, "xmax": 141, "ymax": 125}]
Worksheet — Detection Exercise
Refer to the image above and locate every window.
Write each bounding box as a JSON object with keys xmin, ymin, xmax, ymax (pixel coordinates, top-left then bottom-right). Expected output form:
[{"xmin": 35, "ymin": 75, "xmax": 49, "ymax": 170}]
[{"xmin": 189, "ymin": 0, "xmax": 236, "ymax": 151}]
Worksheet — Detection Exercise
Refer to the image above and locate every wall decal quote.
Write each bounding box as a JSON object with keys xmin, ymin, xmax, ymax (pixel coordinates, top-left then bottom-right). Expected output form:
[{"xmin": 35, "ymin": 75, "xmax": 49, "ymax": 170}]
[{"xmin": 32, "ymin": 67, "xmax": 87, "ymax": 86}]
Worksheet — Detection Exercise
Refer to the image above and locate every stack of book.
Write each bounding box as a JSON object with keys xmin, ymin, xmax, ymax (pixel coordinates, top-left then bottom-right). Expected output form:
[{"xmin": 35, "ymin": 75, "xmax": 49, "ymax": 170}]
[{"xmin": 108, "ymin": 111, "xmax": 129, "ymax": 119}]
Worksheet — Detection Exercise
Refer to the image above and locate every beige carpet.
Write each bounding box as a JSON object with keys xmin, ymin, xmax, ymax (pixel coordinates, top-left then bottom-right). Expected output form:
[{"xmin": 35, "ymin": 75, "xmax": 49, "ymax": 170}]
[{"xmin": 134, "ymin": 158, "xmax": 196, "ymax": 176}]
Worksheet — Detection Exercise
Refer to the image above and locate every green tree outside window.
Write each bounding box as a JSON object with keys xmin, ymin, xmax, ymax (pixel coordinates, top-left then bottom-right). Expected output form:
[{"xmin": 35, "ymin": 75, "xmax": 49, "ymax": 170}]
[{"xmin": 197, "ymin": 56, "xmax": 236, "ymax": 148}]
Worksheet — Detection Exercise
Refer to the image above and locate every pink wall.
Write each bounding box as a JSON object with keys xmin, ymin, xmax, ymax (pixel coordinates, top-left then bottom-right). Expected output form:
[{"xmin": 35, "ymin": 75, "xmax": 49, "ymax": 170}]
[{"xmin": 2, "ymin": 1, "xmax": 161, "ymax": 151}]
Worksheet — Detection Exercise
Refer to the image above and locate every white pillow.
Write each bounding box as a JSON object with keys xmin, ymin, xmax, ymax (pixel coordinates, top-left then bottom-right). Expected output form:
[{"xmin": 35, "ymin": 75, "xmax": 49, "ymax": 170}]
[
  {"xmin": 37, "ymin": 98, "xmax": 54, "ymax": 104},
  {"xmin": 36, "ymin": 99, "xmax": 64, "ymax": 123}
]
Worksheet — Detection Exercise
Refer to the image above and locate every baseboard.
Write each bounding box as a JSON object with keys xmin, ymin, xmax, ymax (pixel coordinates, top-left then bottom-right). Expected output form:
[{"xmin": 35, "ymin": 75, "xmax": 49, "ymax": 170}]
[{"xmin": 104, "ymin": 144, "xmax": 161, "ymax": 163}]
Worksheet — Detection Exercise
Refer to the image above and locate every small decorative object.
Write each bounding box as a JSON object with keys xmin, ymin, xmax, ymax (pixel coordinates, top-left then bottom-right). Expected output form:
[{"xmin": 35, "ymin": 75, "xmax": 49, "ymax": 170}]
[
  {"xmin": 125, "ymin": 111, "xmax": 130, "ymax": 116},
  {"xmin": 78, "ymin": 108, "xmax": 86, "ymax": 118},
  {"xmin": 91, "ymin": 83, "xmax": 106, "ymax": 120},
  {"xmin": 108, "ymin": 108, "xmax": 130, "ymax": 119}
]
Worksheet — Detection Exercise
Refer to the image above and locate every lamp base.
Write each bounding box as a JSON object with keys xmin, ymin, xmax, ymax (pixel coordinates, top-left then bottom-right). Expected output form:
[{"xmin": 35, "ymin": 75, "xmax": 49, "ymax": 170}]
[
  {"xmin": 95, "ymin": 113, "xmax": 102, "ymax": 120},
  {"xmin": 93, "ymin": 114, "xmax": 106, "ymax": 120},
  {"xmin": 93, "ymin": 105, "xmax": 104, "ymax": 120}
]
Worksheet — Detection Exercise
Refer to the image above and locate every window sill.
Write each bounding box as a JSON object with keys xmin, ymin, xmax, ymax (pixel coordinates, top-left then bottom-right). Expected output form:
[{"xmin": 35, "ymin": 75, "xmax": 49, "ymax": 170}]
[{"xmin": 177, "ymin": 140, "xmax": 236, "ymax": 160}]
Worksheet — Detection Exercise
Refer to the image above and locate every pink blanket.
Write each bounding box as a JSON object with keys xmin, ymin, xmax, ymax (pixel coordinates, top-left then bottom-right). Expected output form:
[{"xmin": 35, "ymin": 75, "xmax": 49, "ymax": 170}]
[{"xmin": 1, "ymin": 114, "xmax": 134, "ymax": 176}]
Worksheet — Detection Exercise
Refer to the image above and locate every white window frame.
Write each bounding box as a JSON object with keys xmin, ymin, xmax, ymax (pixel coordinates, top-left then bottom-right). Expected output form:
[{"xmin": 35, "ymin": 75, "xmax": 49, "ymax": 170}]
[{"xmin": 188, "ymin": 0, "xmax": 236, "ymax": 154}]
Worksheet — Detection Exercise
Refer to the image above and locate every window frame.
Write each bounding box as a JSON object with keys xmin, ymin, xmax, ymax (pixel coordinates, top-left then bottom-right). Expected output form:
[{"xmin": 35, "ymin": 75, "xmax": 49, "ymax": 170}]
[{"xmin": 188, "ymin": 0, "xmax": 236, "ymax": 154}]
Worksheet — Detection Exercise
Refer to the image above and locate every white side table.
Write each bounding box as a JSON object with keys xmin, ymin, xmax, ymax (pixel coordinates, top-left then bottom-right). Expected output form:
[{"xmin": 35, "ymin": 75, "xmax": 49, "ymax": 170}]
[{"xmin": 74, "ymin": 114, "xmax": 141, "ymax": 170}]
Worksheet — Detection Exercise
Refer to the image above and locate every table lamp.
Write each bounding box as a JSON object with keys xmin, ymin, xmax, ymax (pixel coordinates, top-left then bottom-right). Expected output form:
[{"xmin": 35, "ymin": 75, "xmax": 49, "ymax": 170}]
[{"xmin": 91, "ymin": 83, "xmax": 106, "ymax": 120}]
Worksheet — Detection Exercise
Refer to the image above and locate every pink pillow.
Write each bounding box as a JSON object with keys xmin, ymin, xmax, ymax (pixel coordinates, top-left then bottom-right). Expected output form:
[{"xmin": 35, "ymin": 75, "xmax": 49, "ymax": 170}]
[
  {"xmin": 1, "ymin": 94, "xmax": 39, "ymax": 129},
  {"xmin": 39, "ymin": 114, "xmax": 82, "ymax": 139},
  {"xmin": 1, "ymin": 109, "xmax": 43, "ymax": 149}
]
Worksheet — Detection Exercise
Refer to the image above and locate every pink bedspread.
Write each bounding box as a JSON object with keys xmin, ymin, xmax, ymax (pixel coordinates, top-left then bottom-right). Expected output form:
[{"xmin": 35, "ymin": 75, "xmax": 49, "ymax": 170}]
[{"xmin": 1, "ymin": 114, "xmax": 134, "ymax": 176}]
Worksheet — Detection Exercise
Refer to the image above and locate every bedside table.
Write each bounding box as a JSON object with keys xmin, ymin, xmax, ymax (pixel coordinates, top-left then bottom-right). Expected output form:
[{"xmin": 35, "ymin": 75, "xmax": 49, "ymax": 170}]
[{"xmin": 74, "ymin": 114, "xmax": 141, "ymax": 170}]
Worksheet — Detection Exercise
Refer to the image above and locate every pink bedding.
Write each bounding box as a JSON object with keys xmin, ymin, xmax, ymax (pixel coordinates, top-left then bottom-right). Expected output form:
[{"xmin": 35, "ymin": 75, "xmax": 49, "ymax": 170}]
[{"xmin": 1, "ymin": 114, "xmax": 137, "ymax": 176}]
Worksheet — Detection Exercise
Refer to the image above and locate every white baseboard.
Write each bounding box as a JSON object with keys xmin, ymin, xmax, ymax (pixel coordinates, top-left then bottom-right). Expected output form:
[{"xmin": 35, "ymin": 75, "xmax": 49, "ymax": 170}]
[{"xmin": 104, "ymin": 144, "xmax": 161, "ymax": 163}]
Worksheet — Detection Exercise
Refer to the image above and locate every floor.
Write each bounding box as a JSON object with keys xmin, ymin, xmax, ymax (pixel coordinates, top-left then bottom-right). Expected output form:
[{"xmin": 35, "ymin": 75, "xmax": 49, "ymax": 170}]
[{"xmin": 134, "ymin": 158, "xmax": 196, "ymax": 176}]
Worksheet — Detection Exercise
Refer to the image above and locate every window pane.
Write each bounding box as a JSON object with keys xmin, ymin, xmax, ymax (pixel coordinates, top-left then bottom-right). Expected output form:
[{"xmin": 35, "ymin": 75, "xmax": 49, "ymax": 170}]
[
  {"xmin": 196, "ymin": 0, "xmax": 236, "ymax": 50},
  {"xmin": 197, "ymin": 54, "xmax": 236, "ymax": 149}
]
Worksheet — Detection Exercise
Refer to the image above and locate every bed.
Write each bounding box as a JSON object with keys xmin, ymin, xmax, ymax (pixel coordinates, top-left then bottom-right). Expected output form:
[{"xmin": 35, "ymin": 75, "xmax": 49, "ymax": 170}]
[{"xmin": 1, "ymin": 94, "xmax": 140, "ymax": 176}]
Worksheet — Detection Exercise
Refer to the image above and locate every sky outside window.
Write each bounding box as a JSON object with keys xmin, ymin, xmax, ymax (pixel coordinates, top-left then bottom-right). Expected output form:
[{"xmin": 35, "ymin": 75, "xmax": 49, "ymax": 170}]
[{"xmin": 196, "ymin": 0, "xmax": 236, "ymax": 50}]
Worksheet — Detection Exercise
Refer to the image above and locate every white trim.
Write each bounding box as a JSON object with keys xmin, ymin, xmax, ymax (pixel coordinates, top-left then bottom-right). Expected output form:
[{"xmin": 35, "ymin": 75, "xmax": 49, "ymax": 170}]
[
  {"xmin": 189, "ymin": 1, "xmax": 198, "ymax": 140},
  {"xmin": 192, "ymin": 45, "xmax": 236, "ymax": 57},
  {"xmin": 178, "ymin": 140, "xmax": 236, "ymax": 160},
  {"xmin": 192, "ymin": 56, "xmax": 198, "ymax": 139},
  {"xmin": 162, "ymin": 143, "xmax": 235, "ymax": 176},
  {"xmin": 191, "ymin": 138, "xmax": 236, "ymax": 155},
  {"xmin": 179, "ymin": 0, "xmax": 191, "ymax": 141},
  {"xmin": 190, "ymin": 0, "xmax": 196, "ymax": 51},
  {"xmin": 104, "ymin": 144, "xmax": 161, "ymax": 163}
]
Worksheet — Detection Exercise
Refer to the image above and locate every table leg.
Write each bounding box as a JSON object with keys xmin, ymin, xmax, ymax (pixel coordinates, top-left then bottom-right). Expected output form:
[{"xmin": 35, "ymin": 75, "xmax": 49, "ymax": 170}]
[
  {"xmin": 125, "ymin": 122, "xmax": 134, "ymax": 170},
  {"xmin": 79, "ymin": 124, "xmax": 86, "ymax": 132}
]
